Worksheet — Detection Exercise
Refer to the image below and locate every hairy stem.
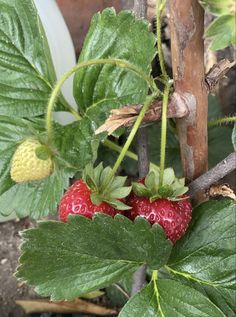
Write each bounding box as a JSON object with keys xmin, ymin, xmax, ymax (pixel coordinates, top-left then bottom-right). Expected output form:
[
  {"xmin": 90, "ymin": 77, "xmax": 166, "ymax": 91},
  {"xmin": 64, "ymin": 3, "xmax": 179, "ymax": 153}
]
[
  {"xmin": 105, "ymin": 95, "xmax": 155, "ymax": 185},
  {"xmin": 156, "ymin": 0, "xmax": 168, "ymax": 80},
  {"xmin": 159, "ymin": 81, "xmax": 172, "ymax": 185},
  {"xmin": 208, "ymin": 116, "xmax": 236, "ymax": 127},
  {"xmin": 103, "ymin": 139, "xmax": 159, "ymax": 170},
  {"xmin": 46, "ymin": 58, "xmax": 156, "ymax": 144}
]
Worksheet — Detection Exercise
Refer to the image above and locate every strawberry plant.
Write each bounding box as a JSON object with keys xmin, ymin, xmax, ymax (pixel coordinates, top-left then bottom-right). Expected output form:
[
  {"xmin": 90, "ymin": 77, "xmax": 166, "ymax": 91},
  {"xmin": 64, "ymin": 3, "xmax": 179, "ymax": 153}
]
[{"xmin": 0, "ymin": 0, "xmax": 235, "ymax": 315}]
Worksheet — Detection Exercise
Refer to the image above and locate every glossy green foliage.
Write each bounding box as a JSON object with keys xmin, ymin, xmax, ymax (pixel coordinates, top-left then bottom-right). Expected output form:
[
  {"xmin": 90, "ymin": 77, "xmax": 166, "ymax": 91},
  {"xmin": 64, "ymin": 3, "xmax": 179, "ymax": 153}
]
[
  {"xmin": 199, "ymin": 0, "xmax": 236, "ymax": 50},
  {"xmin": 16, "ymin": 214, "xmax": 172, "ymax": 300},
  {"xmin": 0, "ymin": 116, "xmax": 73, "ymax": 219},
  {"xmin": 119, "ymin": 280, "xmax": 225, "ymax": 317},
  {"xmin": 168, "ymin": 199, "xmax": 236, "ymax": 290},
  {"xmin": 0, "ymin": 0, "xmax": 67, "ymax": 117},
  {"xmin": 73, "ymin": 8, "xmax": 156, "ymax": 126}
]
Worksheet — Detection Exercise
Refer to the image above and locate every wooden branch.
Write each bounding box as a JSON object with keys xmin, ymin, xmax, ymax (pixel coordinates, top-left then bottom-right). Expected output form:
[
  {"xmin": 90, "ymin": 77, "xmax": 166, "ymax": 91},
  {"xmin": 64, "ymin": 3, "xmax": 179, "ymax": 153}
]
[
  {"xmin": 169, "ymin": 0, "xmax": 208, "ymax": 181},
  {"xmin": 188, "ymin": 152, "xmax": 236, "ymax": 197},
  {"xmin": 95, "ymin": 60, "xmax": 234, "ymax": 136}
]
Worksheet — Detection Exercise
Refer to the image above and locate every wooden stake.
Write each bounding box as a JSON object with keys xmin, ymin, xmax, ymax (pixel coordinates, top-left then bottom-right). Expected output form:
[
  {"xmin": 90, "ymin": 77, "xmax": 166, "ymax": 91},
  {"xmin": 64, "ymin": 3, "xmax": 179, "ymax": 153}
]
[{"xmin": 169, "ymin": 0, "xmax": 208, "ymax": 181}]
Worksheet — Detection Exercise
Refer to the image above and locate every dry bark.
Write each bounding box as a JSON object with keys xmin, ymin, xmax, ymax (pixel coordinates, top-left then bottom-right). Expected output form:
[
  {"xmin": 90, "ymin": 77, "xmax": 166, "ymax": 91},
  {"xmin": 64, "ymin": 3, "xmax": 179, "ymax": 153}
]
[{"xmin": 169, "ymin": 0, "xmax": 208, "ymax": 181}]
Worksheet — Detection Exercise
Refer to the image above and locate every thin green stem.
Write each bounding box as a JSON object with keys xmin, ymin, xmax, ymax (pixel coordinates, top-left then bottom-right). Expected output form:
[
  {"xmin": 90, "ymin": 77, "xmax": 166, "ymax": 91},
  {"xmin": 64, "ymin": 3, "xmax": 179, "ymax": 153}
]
[
  {"xmin": 66, "ymin": 105, "xmax": 82, "ymax": 121},
  {"xmin": 159, "ymin": 81, "xmax": 172, "ymax": 186},
  {"xmin": 156, "ymin": 0, "xmax": 168, "ymax": 80},
  {"xmin": 103, "ymin": 139, "xmax": 159, "ymax": 170},
  {"xmin": 152, "ymin": 270, "xmax": 158, "ymax": 281},
  {"xmin": 153, "ymin": 75, "xmax": 168, "ymax": 85},
  {"xmin": 104, "ymin": 95, "xmax": 155, "ymax": 185},
  {"xmin": 208, "ymin": 116, "xmax": 236, "ymax": 127},
  {"xmin": 46, "ymin": 58, "xmax": 157, "ymax": 144},
  {"xmin": 58, "ymin": 98, "xmax": 159, "ymax": 169}
]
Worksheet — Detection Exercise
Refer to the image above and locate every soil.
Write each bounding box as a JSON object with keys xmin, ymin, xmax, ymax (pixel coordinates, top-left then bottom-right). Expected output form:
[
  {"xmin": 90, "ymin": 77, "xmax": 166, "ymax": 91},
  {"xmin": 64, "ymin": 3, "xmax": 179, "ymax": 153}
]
[
  {"xmin": 0, "ymin": 219, "xmax": 37, "ymax": 317},
  {"xmin": 0, "ymin": 219, "xmax": 117, "ymax": 317}
]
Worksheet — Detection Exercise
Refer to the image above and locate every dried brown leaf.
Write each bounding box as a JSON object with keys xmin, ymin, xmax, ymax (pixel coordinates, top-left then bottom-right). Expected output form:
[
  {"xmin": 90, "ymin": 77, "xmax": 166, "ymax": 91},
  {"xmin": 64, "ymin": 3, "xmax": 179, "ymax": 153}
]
[
  {"xmin": 209, "ymin": 184, "xmax": 236, "ymax": 201},
  {"xmin": 16, "ymin": 298, "xmax": 117, "ymax": 315}
]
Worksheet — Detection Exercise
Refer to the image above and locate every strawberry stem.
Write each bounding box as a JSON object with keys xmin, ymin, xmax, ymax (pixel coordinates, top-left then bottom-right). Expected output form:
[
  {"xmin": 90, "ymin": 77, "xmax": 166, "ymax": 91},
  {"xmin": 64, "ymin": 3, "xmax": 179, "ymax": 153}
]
[
  {"xmin": 103, "ymin": 94, "xmax": 157, "ymax": 188},
  {"xmin": 46, "ymin": 58, "xmax": 157, "ymax": 144},
  {"xmin": 156, "ymin": 0, "xmax": 173, "ymax": 187},
  {"xmin": 159, "ymin": 81, "xmax": 172, "ymax": 186},
  {"xmin": 156, "ymin": 0, "xmax": 168, "ymax": 81},
  {"xmin": 103, "ymin": 139, "xmax": 159, "ymax": 171}
]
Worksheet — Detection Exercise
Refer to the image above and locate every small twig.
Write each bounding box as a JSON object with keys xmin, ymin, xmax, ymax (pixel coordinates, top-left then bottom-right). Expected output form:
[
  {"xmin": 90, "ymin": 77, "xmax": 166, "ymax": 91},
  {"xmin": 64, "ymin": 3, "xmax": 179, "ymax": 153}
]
[
  {"xmin": 113, "ymin": 283, "xmax": 130, "ymax": 300},
  {"xmin": 137, "ymin": 128, "xmax": 149, "ymax": 177},
  {"xmin": 131, "ymin": 265, "xmax": 148, "ymax": 296},
  {"xmin": 205, "ymin": 59, "xmax": 235, "ymax": 91},
  {"xmin": 188, "ymin": 152, "xmax": 236, "ymax": 197}
]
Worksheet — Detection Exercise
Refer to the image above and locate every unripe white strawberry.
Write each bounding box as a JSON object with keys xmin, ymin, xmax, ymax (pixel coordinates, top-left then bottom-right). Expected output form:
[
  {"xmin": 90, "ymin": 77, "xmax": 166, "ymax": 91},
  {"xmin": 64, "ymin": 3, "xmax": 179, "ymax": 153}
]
[{"xmin": 10, "ymin": 139, "xmax": 53, "ymax": 183}]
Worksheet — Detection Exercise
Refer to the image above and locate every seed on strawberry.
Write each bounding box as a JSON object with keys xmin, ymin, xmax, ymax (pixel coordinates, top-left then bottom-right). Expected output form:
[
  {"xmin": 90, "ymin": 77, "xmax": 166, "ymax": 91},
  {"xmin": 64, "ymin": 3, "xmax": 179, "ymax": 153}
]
[
  {"xmin": 126, "ymin": 168, "xmax": 192, "ymax": 244},
  {"xmin": 59, "ymin": 163, "xmax": 131, "ymax": 222},
  {"xmin": 10, "ymin": 139, "xmax": 53, "ymax": 183}
]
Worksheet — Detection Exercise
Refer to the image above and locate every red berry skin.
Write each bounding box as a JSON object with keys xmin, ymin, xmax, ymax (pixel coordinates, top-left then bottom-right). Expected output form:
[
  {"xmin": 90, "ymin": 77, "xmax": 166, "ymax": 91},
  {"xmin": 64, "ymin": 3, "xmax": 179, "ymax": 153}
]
[
  {"xmin": 126, "ymin": 193, "xmax": 192, "ymax": 244},
  {"xmin": 59, "ymin": 180, "xmax": 119, "ymax": 222}
]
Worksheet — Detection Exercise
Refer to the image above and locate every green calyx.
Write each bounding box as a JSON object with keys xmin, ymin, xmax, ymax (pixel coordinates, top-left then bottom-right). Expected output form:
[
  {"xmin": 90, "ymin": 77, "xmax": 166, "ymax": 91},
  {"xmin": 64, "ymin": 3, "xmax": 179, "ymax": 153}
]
[
  {"xmin": 35, "ymin": 145, "xmax": 52, "ymax": 160},
  {"xmin": 83, "ymin": 163, "xmax": 132, "ymax": 210},
  {"xmin": 132, "ymin": 168, "xmax": 189, "ymax": 202}
]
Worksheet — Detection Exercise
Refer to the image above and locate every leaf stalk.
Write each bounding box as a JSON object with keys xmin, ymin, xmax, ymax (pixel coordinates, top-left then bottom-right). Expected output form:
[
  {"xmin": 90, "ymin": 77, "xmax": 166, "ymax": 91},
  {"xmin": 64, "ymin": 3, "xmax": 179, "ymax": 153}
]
[{"xmin": 46, "ymin": 58, "xmax": 157, "ymax": 144}]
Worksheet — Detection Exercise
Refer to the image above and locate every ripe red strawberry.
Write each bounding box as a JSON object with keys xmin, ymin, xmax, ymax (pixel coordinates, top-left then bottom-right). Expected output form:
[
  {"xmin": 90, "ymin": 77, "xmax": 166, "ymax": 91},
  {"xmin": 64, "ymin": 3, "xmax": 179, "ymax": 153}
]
[
  {"xmin": 126, "ymin": 168, "xmax": 192, "ymax": 244},
  {"xmin": 59, "ymin": 163, "xmax": 131, "ymax": 222}
]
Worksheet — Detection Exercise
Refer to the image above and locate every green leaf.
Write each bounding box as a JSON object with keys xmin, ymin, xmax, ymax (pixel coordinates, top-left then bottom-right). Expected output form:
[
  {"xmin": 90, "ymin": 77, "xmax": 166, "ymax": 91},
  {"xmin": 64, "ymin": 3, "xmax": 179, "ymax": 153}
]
[
  {"xmin": 0, "ymin": 115, "xmax": 72, "ymax": 219},
  {"xmin": 109, "ymin": 176, "xmax": 128, "ymax": 191},
  {"xmin": 106, "ymin": 272, "xmax": 133, "ymax": 307},
  {"xmin": 119, "ymin": 279, "xmax": 225, "ymax": 317},
  {"xmin": 90, "ymin": 192, "xmax": 103, "ymax": 205},
  {"xmin": 172, "ymin": 186, "xmax": 188, "ymax": 198},
  {"xmin": 106, "ymin": 199, "xmax": 131, "ymax": 210},
  {"xmin": 167, "ymin": 199, "xmax": 236, "ymax": 290},
  {"xmin": 0, "ymin": 0, "xmax": 67, "ymax": 117},
  {"xmin": 208, "ymin": 96, "xmax": 234, "ymax": 167},
  {"xmin": 144, "ymin": 171, "xmax": 157, "ymax": 192},
  {"xmin": 16, "ymin": 214, "xmax": 172, "ymax": 300},
  {"xmin": 167, "ymin": 272, "xmax": 235, "ymax": 316},
  {"xmin": 73, "ymin": 8, "xmax": 155, "ymax": 126},
  {"xmin": 157, "ymin": 279, "xmax": 225, "ymax": 316},
  {"xmin": 132, "ymin": 182, "xmax": 150, "ymax": 197},
  {"xmin": 206, "ymin": 15, "xmax": 236, "ymax": 50},
  {"xmin": 109, "ymin": 186, "xmax": 132, "ymax": 199},
  {"xmin": 163, "ymin": 168, "xmax": 175, "ymax": 185},
  {"xmin": 199, "ymin": 0, "xmax": 235, "ymax": 16},
  {"xmin": 119, "ymin": 283, "xmax": 159, "ymax": 317},
  {"xmin": 0, "ymin": 168, "xmax": 71, "ymax": 219},
  {"xmin": 54, "ymin": 118, "xmax": 100, "ymax": 169},
  {"xmin": 0, "ymin": 211, "xmax": 17, "ymax": 223},
  {"xmin": 232, "ymin": 123, "xmax": 236, "ymax": 150},
  {"xmin": 208, "ymin": 125, "xmax": 234, "ymax": 167}
]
